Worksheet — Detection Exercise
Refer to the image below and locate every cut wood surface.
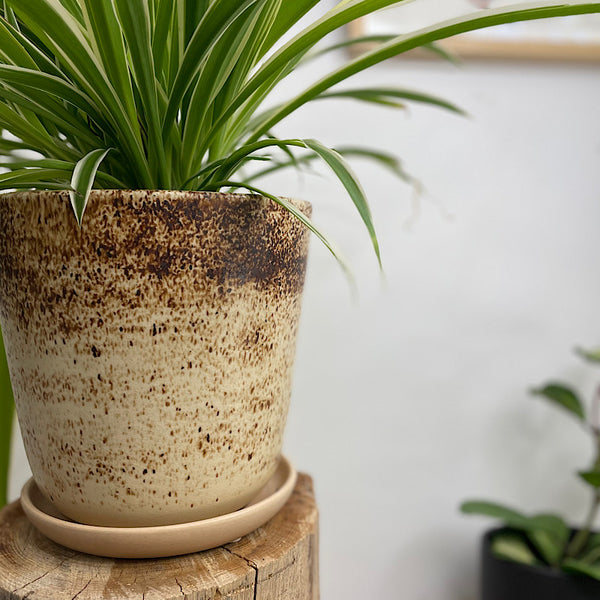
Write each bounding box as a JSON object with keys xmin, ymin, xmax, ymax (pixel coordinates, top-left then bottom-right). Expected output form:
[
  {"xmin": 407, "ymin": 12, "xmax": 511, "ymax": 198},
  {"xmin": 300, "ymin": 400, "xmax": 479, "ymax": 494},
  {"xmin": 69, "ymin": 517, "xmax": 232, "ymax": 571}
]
[{"xmin": 0, "ymin": 474, "xmax": 319, "ymax": 600}]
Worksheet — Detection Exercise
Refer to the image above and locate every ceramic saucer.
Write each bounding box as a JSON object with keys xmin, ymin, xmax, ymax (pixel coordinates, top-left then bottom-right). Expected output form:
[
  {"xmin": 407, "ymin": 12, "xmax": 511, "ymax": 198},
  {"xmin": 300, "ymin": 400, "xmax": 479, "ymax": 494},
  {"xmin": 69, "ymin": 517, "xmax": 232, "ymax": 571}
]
[{"xmin": 20, "ymin": 455, "xmax": 296, "ymax": 559}]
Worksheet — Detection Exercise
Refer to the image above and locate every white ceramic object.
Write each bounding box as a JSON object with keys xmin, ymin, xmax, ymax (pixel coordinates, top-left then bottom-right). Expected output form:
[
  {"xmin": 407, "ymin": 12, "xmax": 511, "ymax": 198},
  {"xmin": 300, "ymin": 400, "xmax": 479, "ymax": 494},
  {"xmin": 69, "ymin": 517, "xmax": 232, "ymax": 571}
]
[{"xmin": 20, "ymin": 456, "xmax": 296, "ymax": 559}]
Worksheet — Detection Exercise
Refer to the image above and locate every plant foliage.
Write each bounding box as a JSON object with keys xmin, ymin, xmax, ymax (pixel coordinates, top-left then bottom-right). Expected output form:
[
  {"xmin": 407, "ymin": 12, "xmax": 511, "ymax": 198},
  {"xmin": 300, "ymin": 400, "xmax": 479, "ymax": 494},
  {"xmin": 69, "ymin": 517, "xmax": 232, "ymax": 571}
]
[
  {"xmin": 0, "ymin": 0, "xmax": 600, "ymax": 506},
  {"xmin": 0, "ymin": 1, "xmax": 598, "ymax": 236},
  {"xmin": 462, "ymin": 347, "xmax": 600, "ymax": 581}
]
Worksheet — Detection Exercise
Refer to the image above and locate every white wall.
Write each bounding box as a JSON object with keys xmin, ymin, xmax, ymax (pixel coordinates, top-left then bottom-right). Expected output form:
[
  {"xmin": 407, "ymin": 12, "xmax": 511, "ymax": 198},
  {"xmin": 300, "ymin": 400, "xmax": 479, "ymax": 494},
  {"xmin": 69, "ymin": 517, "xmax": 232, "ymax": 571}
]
[
  {"xmin": 277, "ymin": 50, "xmax": 600, "ymax": 599},
  {"xmin": 9, "ymin": 14, "xmax": 600, "ymax": 600}
]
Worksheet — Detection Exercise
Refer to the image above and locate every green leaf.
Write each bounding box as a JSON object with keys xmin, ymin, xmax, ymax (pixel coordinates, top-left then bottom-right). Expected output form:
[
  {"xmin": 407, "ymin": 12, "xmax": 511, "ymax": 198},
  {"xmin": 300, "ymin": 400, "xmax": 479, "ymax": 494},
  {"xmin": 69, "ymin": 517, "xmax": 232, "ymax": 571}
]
[
  {"xmin": 315, "ymin": 87, "xmax": 465, "ymax": 115},
  {"xmin": 563, "ymin": 558, "xmax": 600, "ymax": 580},
  {"xmin": 69, "ymin": 148, "xmax": 110, "ymax": 225},
  {"xmin": 233, "ymin": 3, "xmax": 600, "ymax": 141},
  {"xmin": 0, "ymin": 82, "xmax": 99, "ymax": 148},
  {"xmin": 241, "ymin": 151, "xmax": 317, "ymax": 183},
  {"xmin": 183, "ymin": 0, "xmax": 209, "ymax": 45},
  {"xmin": 461, "ymin": 501, "xmax": 564, "ymax": 536},
  {"xmin": 207, "ymin": 0, "xmax": 284, "ymax": 160},
  {"xmin": 302, "ymin": 34, "xmax": 397, "ymax": 62},
  {"xmin": 255, "ymin": 0, "xmax": 319, "ymax": 59},
  {"xmin": 81, "ymin": 0, "xmax": 137, "ymax": 127},
  {"xmin": 113, "ymin": 0, "xmax": 168, "ymax": 188},
  {"xmin": 528, "ymin": 514, "xmax": 570, "ymax": 544},
  {"xmin": 0, "ymin": 18, "xmax": 39, "ymax": 70},
  {"xmin": 0, "ymin": 65, "xmax": 111, "ymax": 132},
  {"xmin": 10, "ymin": 0, "xmax": 151, "ymax": 186},
  {"xmin": 335, "ymin": 146, "xmax": 415, "ymax": 184},
  {"xmin": 580, "ymin": 536, "xmax": 600, "ymax": 565},
  {"xmin": 151, "ymin": 0, "xmax": 175, "ymax": 81},
  {"xmin": 0, "ymin": 158, "xmax": 126, "ymax": 189},
  {"xmin": 461, "ymin": 500, "xmax": 530, "ymax": 529},
  {"xmin": 180, "ymin": 4, "xmax": 270, "ymax": 176},
  {"xmin": 57, "ymin": 0, "xmax": 84, "ymax": 23},
  {"xmin": 0, "ymin": 167, "xmax": 73, "ymax": 189},
  {"xmin": 162, "ymin": 0, "xmax": 261, "ymax": 138},
  {"xmin": 531, "ymin": 383, "xmax": 586, "ymax": 421},
  {"xmin": 528, "ymin": 530, "xmax": 563, "ymax": 566},
  {"xmin": 2, "ymin": 1, "xmax": 19, "ymax": 29},
  {"xmin": 0, "ymin": 98, "xmax": 76, "ymax": 161},
  {"xmin": 304, "ymin": 138, "xmax": 381, "ymax": 268},
  {"xmin": 587, "ymin": 533, "xmax": 600, "ymax": 549},
  {"xmin": 462, "ymin": 501, "xmax": 571, "ymax": 566},
  {"xmin": 526, "ymin": 515, "xmax": 569, "ymax": 567},
  {"xmin": 186, "ymin": 137, "xmax": 308, "ymax": 189},
  {"xmin": 245, "ymin": 145, "xmax": 415, "ymax": 187},
  {"xmin": 0, "ymin": 17, "xmax": 64, "ymax": 77},
  {"xmin": 421, "ymin": 42, "xmax": 461, "ymax": 65},
  {"xmin": 204, "ymin": 0, "xmax": 418, "ymax": 149},
  {"xmin": 0, "ymin": 325, "xmax": 14, "ymax": 508},
  {"xmin": 200, "ymin": 0, "xmax": 321, "ymax": 156},
  {"xmin": 579, "ymin": 471, "xmax": 600, "ymax": 488},
  {"xmin": 491, "ymin": 533, "xmax": 538, "ymax": 566},
  {"xmin": 0, "ymin": 137, "xmax": 32, "ymax": 153},
  {"xmin": 576, "ymin": 347, "xmax": 600, "ymax": 364}
]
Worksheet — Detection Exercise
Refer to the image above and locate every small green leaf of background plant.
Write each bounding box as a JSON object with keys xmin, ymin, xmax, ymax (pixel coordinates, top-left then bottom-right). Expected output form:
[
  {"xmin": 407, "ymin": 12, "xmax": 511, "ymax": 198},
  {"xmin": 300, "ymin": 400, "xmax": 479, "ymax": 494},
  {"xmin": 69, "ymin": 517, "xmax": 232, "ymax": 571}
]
[
  {"xmin": 491, "ymin": 533, "xmax": 538, "ymax": 566},
  {"xmin": 69, "ymin": 148, "xmax": 111, "ymax": 225},
  {"xmin": 579, "ymin": 471, "xmax": 600, "ymax": 488},
  {"xmin": 528, "ymin": 514, "xmax": 570, "ymax": 544},
  {"xmin": 462, "ymin": 347, "xmax": 600, "ymax": 578},
  {"xmin": 461, "ymin": 501, "xmax": 570, "ymax": 567},
  {"xmin": 529, "ymin": 530, "xmax": 563, "ymax": 567},
  {"xmin": 586, "ymin": 533, "xmax": 600, "ymax": 549},
  {"xmin": 531, "ymin": 383, "xmax": 586, "ymax": 421},
  {"xmin": 563, "ymin": 558, "xmax": 600, "ymax": 581},
  {"xmin": 580, "ymin": 534, "xmax": 600, "ymax": 565},
  {"xmin": 461, "ymin": 500, "xmax": 530, "ymax": 528},
  {"xmin": 527, "ymin": 514, "xmax": 570, "ymax": 567},
  {"xmin": 577, "ymin": 347, "xmax": 600, "ymax": 365}
]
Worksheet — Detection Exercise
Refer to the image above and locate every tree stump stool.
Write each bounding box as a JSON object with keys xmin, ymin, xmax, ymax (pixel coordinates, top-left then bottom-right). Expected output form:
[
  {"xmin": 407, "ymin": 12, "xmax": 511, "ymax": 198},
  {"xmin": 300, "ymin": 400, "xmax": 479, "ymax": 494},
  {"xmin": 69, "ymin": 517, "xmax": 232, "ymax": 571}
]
[{"xmin": 0, "ymin": 474, "xmax": 319, "ymax": 600}]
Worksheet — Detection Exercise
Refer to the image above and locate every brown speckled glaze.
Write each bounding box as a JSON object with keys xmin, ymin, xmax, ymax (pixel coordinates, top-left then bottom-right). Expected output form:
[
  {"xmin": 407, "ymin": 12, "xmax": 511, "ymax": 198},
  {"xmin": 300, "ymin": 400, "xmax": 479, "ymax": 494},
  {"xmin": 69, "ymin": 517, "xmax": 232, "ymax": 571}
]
[{"xmin": 0, "ymin": 190, "xmax": 310, "ymax": 526}]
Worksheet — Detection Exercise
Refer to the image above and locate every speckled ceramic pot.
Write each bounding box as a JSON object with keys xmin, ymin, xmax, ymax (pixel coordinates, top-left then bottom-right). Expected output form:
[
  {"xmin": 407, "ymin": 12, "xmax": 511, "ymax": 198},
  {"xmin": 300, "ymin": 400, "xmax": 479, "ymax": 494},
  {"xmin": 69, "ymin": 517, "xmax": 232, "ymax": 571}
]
[{"xmin": 0, "ymin": 190, "xmax": 310, "ymax": 527}]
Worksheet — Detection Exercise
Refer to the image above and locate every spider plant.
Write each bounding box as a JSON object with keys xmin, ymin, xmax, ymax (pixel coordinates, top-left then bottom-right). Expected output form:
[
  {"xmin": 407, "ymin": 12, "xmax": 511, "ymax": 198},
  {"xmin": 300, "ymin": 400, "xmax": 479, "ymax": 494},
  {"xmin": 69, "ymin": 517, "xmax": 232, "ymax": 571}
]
[{"xmin": 0, "ymin": 0, "xmax": 599, "ymax": 507}]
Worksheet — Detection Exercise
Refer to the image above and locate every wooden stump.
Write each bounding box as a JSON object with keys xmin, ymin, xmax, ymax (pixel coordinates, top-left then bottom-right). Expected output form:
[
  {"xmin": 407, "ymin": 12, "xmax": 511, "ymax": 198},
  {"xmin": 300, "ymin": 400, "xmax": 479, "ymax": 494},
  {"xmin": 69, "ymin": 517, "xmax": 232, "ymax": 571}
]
[{"xmin": 0, "ymin": 474, "xmax": 319, "ymax": 600}]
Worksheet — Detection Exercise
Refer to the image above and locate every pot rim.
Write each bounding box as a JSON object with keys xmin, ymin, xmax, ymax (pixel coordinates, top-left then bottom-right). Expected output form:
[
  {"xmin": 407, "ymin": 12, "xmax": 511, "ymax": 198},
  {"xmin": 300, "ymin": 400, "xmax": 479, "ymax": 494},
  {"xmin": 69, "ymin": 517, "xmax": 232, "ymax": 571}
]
[{"xmin": 0, "ymin": 188, "xmax": 312, "ymax": 212}]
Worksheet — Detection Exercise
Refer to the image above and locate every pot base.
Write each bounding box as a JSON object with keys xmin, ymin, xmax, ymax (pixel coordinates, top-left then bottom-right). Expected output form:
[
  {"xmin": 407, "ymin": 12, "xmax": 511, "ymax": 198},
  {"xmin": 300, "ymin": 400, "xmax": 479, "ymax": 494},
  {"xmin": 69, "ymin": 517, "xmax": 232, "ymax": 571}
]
[{"xmin": 20, "ymin": 456, "xmax": 296, "ymax": 559}]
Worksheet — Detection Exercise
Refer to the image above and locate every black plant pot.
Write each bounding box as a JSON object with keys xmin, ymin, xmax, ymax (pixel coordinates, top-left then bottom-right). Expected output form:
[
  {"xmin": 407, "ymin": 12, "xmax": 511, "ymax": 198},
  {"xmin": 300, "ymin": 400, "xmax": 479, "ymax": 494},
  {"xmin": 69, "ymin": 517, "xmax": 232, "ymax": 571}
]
[{"xmin": 481, "ymin": 528, "xmax": 600, "ymax": 600}]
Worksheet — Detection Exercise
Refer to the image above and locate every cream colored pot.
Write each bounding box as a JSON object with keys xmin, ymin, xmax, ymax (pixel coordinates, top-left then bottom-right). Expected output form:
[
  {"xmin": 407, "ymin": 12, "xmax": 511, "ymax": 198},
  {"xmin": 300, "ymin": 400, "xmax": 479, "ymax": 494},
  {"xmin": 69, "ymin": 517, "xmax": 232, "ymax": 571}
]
[{"xmin": 0, "ymin": 190, "xmax": 310, "ymax": 527}]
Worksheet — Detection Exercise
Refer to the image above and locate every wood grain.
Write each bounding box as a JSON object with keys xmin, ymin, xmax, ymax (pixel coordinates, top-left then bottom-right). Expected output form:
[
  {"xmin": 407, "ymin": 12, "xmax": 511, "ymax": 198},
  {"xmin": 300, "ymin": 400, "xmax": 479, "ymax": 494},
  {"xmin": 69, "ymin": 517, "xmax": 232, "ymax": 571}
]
[{"xmin": 0, "ymin": 474, "xmax": 319, "ymax": 600}]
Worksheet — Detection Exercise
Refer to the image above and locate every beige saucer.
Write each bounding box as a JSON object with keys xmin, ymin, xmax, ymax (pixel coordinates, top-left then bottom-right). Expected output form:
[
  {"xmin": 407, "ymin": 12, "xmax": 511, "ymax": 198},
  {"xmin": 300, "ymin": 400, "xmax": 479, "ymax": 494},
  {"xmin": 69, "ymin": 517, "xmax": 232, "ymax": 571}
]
[{"xmin": 20, "ymin": 456, "xmax": 296, "ymax": 559}]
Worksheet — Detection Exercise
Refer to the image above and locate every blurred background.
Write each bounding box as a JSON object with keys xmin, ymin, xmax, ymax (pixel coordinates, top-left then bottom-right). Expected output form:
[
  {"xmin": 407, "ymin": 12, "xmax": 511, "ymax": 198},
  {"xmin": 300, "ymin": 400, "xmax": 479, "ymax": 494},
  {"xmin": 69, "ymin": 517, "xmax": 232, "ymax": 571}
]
[{"xmin": 8, "ymin": 1, "xmax": 600, "ymax": 598}]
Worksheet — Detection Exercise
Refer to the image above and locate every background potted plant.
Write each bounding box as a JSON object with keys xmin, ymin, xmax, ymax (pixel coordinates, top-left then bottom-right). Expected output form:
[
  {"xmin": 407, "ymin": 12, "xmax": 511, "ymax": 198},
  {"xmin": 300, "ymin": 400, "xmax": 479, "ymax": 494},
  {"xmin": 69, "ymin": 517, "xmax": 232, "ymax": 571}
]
[
  {"xmin": 0, "ymin": 0, "xmax": 598, "ymax": 526},
  {"xmin": 462, "ymin": 347, "xmax": 600, "ymax": 600}
]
